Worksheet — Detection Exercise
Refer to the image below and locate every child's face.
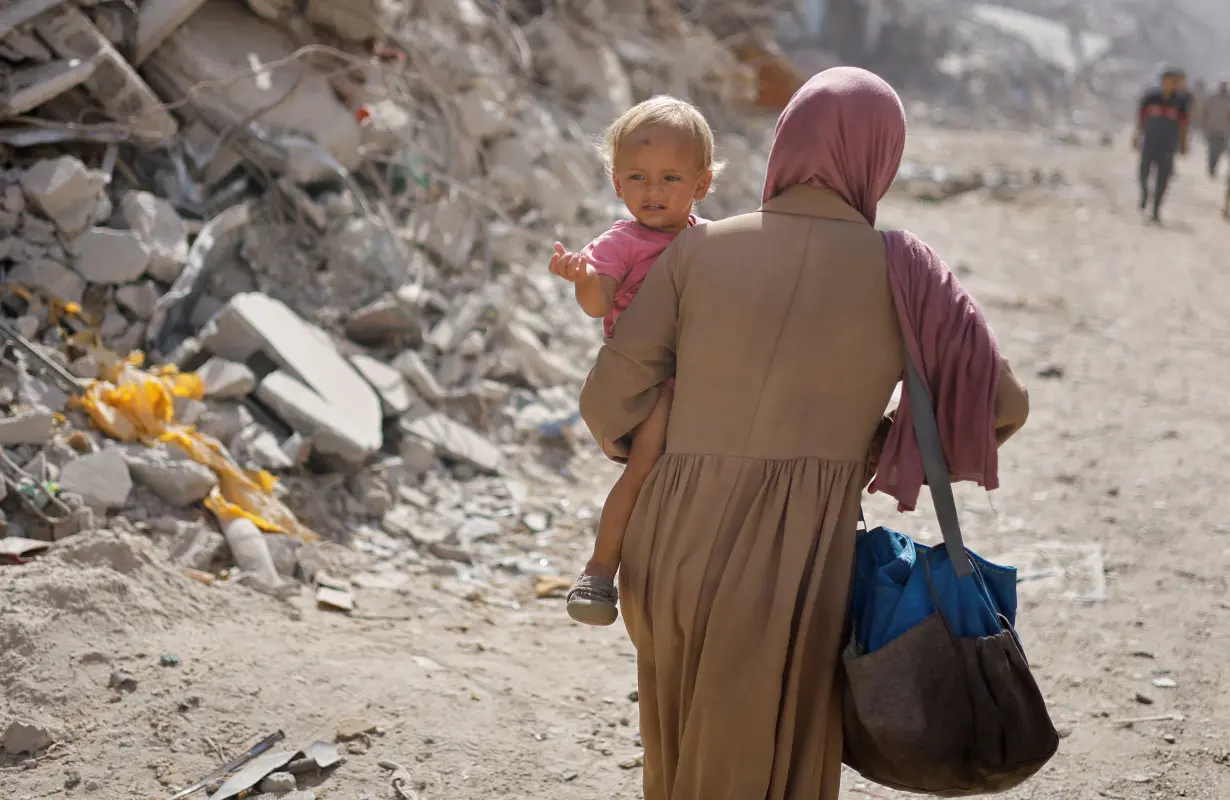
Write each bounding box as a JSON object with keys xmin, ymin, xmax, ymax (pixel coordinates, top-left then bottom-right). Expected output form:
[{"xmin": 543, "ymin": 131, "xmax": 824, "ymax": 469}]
[{"xmin": 612, "ymin": 126, "xmax": 712, "ymax": 234}]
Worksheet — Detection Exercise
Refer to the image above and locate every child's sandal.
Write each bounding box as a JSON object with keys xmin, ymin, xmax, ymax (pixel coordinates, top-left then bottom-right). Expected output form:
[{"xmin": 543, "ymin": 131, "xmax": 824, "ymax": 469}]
[{"xmin": 566, "ymin": 575, "xmax": 619, "ymax": 626}]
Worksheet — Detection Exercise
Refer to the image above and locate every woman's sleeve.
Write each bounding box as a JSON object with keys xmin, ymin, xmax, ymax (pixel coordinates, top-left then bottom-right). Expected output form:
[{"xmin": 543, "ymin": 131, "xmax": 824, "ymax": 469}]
[{"xmin": 578, "ymin": 240, "xmax": 682, "ymax": 463}]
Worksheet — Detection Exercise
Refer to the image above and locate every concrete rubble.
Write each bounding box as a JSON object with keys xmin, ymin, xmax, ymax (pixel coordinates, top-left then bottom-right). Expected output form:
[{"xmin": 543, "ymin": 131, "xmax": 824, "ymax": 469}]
[{"xmin": 0, "ymin": 1, "xmax": 785, "ymax": 609}]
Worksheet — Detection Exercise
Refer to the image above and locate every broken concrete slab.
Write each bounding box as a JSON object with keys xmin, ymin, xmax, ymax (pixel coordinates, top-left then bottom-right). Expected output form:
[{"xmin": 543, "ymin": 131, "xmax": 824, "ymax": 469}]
[
  {"xmin": 398, "ymin": 435, "xmax": 438, "ymax": 476},
  {"xmin": 122, "ymin": 443, "xmax": 218, "ymax": 507},
  {"xmin": 232, "ymin": 424, "xmax": 295, "ymax": 471},
  {"xmin": 35, "ymin": 4, "xmax": 178, "ymax": 144},
  {"xmin": 392, "ymin": 349, "xmax": 446, "ymax": 402},
  {"xmin": 0, "ymin": 410, "xmax": 55, "ymax": 446},
  {"xmin": 6, "ymin": 259, "xmax": 86, "ymax": 305},
  {"xmin": 0, "ymin": 0, "xmax": 67, "ymax": 40},
  {"xmin": 351, "ymin": 353, "xmax": 415, "ymax": 417},
  {"xmin": 344, "ymin": 294, "xmax": 420, "ymax": 344},
  {"xmin": 197, "ymin": 357, "xmax": 256, "ymax": 399},
  {"xmin": 2, "ymin": 57, "xmax": 99, "ymax": 117},
  {"xmin": 142, "ymin": 1, "xmax": 361, "ymax": 181},
  {"xmin": 19, "ymin": 155, "xmax": 108, "ymax": 237},
  {"xmin": 58, "ymin": 447, "xmax": 132, "ymax": 512},
  {"xmin": 120, "ymin": 190, "xmax": 188, "ymax": 282},
  {"xmin": 400, "ymin": 411, "xmax": 501, "ymax": 474},
  {"xmin": 72, "ymin": 227, "xmax": 152, "ymax": 284},
  {"xmin": 132, "ymin": 0, "xmax": 210, "ymax": 64},
  {"xmin": 115, "ymin": 281, "xmax": 161, "ymax": 321},
  {"xmin": 199, "ymin": 293, "xmax": 382, "ymax": 462}
]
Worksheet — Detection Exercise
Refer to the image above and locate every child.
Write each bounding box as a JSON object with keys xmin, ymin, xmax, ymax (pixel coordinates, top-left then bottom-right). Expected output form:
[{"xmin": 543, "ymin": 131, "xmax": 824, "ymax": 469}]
[{"xmin": 548, "ymin": 96, "xmax": 722, "ymax": 626}]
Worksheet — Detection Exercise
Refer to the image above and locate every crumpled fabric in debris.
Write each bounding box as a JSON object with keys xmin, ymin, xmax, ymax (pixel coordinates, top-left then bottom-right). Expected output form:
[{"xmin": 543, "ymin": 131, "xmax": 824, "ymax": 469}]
[{"xmin": 73, "ymin": 352, "xmax": 319, "ymax": 542}]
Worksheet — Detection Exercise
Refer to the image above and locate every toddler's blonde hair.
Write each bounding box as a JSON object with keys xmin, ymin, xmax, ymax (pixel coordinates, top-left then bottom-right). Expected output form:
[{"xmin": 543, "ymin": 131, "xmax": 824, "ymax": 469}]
[{"xmin": 600, "ymin": 96, "xmax": 726, "ymax": 179}]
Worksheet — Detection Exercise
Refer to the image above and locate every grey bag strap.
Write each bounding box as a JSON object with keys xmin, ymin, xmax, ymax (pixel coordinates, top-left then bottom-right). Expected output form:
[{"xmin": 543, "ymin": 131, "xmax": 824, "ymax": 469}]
[{"xmin": 902, "ymin": 349, "xmax": 974, "ymax": 578}]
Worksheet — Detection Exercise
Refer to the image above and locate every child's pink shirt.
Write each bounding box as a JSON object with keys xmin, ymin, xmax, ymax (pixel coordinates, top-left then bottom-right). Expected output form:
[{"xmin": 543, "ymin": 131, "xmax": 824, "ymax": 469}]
[{"xmin": 581, "ymin": 214, "xmax": 707, "ymax": 338}]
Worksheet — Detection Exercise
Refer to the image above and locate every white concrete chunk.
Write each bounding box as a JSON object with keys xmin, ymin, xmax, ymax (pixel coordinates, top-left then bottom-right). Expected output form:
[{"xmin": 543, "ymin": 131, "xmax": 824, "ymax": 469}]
[
  {"xmin": 351, "ymin": 353, "xmax": 415, "ymax": 418},
  {"xmin": 392, "ymin": 349, "xmax": 446, "ymax": 402},
  {"xmin": 58, "ymin": 448, "xmax": 132, "ymax": 511},
  {"xmin": 120, "ymin": 190, "xmax": 188, "ymax": 282},
  {"xmin": 400, "ymin": 412, "xmax": 500, "ymax": 474},
  {"xmin": 201, "ymin": 293, "xmax": 382, "ymax": 462},
  {"xmin": 114, "ymin": 280, "xmax": 161, "ymax": 321},
  {"xmin": 0, "ymin": 410, "xmax": 56, "ymax": 446},
  {"xmin": 122, "ymin": 443, "xmax": 218, "ymax": 507},
  {"xmin": 197, "ymin": 357, "xmax": 256, "ymax": 399},
  {"xmin": 73, "ymin": 227, "xmax": 152, "ymax": 284},
  {"xmin": 19, "ymin": 156, "xmax": 108, "ymax": 237}
]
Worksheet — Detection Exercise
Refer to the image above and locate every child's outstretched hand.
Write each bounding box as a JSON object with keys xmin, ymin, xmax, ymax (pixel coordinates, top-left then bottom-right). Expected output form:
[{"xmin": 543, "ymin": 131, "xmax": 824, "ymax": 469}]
[{"xmin": 548, "ymin": 242, "xmax": 597, "ymax": 285}]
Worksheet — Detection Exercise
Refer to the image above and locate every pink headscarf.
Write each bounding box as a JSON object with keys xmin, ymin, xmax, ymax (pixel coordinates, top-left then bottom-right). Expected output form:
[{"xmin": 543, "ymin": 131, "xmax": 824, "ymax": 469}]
[
  {"xmin": 762, "ymin": 67, "xmax": 906, "ymax": 225},
  {"xmin": 763, "ymin": 67, "xmax": 1002, "ymax": 512}
]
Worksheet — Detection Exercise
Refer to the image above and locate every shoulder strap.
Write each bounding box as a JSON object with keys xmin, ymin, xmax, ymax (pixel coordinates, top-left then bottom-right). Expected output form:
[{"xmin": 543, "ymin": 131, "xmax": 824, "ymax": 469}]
[{"xmin": 902, "ymin": 349, "xmax": 973, "ymax": 577}]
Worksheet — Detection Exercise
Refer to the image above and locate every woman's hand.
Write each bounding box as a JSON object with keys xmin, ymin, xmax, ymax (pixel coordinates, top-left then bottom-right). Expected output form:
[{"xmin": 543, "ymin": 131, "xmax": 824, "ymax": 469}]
[{"xmin": 863, "ymin": 413, "xmax": 893, "ymax": 488}]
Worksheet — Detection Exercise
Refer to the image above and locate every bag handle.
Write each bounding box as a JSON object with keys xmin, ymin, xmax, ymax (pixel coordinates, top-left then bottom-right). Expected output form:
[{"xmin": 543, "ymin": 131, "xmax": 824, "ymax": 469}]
[{"xmin": 901, "ymin": 347, "xmax": 974, "ymax": 578}]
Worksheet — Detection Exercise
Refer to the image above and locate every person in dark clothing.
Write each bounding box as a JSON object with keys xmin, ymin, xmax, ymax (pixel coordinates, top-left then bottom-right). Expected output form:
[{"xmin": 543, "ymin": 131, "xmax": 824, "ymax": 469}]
[{"xmin": 1134, "ymin": 67, "xmax": 1191, "ymax": 223}]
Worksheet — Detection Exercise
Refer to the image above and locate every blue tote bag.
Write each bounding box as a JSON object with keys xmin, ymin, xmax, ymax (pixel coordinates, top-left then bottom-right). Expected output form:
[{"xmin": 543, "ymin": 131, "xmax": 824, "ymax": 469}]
[{"xmin": 840, "ymin": 349, "xmax": 1059, "ymax": 796}]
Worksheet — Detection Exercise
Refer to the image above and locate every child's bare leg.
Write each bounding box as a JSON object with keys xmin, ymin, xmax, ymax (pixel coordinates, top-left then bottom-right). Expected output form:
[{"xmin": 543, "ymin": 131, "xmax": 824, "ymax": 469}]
[{"xmin": 568, "ymin": 386, "xmax": 672, "ymax": 626}]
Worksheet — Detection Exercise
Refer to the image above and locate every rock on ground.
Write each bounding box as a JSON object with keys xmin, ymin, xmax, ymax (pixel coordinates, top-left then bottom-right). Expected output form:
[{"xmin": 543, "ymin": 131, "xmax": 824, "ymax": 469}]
[
  {"xmin": 19, "ymin": 156, "xmax": 107, "ymax": 237},
  {"xmin": 2, "ymin": 720, "xmax": 55, "ymax": 756},
  {"xmin": 122, "ymin": 444, "xmax": 218, "ymax": 507},
  {"xmin": 57, "ymin": 448, "xmax": 133, "ymax": 511},
  {"xmin": 72, "ymin": 228, "xmax": 152, "ymax": 284},
  {"xmin": 120, "ymin": 190, "xmax": 188, "ymax": 283}
]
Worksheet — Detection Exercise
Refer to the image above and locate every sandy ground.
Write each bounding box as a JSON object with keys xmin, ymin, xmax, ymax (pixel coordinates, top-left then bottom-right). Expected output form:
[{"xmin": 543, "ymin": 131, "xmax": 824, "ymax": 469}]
[{"xmin": 3, "ymin": 126, "xmax": 1229, "ymax": 800}]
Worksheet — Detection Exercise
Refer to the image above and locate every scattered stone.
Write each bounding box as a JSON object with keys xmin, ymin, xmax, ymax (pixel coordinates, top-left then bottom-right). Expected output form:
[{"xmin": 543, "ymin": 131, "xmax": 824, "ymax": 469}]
[
  {"xmin": 351, "ymin": 353, "xmax": 416, "ymax": 417},
  {"xmin": 1134, "ymin": 692, "xmax": 1154, "ymax": 705},
  {"xmin": 401, "ymin": 412, "xmax": 501, "ymax": 474},
  {"xmin": 2, "ymin": 720, "xmax": 55, "ymax": 756},
  {"xmin": 7, "ymin": 259, "xmax": 87, "ymax": 305},
  {"xmin": 1151, "ymin": 676, "xmax": 1177, "ymax": 689},
  {"xmin": 122, "ymin": 443, "xmax": 218, "ymax": 507},
  {"xmin": 159, "ymin": 653, "xmax": 181, "ymax": 667},
  {"xmin": 197, "ymin": 357, "xmax": 257, "ymax": 399},
  {"xmin": 398, "ymin": 436, "xmax": 438, "ymax": 476},
  {"xmin": 259, "ymin": 772, "xmax": 297, "ymax": 794},
  {"xmin": 0, "ymin": 410, "xmax": 56, "ymax": 446},
  {"xmin": 20, "ymin": 156, "xmax": 108, "ymax": 237},
  {"xmin": 120, "ymin": 190, "xmax": 188, "ymax": 283},
  {"xmin": 335, "ymin": 715, "xmax": 380, "ymax": 742},
  {"xmin": 72, "ymin": 227, "xmax": 152, "ymax": 284},
  {"xmin": 58, "ymin": 448, "xmax": 133, "ymax": 511},
  {"xmin": 115, "ymin": 281, "xmax": 162, "ymax": 321},
  {"xmin": 169, "ymin": 523, "xmax": 225, "ymax": 571},
  {"xmin": 392, "ymin": 349, "xmax": 446, "ymax": 402},
  {"xmin": 108, "ymin": 669, "xmax": 138, "ymax": 692}
]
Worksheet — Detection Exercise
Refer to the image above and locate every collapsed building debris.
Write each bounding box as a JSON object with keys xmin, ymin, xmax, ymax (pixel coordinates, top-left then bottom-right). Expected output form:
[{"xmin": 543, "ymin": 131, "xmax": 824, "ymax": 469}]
[{"xmin": 0, "ymin": 1, "xmax": 783, "ymax": 606}]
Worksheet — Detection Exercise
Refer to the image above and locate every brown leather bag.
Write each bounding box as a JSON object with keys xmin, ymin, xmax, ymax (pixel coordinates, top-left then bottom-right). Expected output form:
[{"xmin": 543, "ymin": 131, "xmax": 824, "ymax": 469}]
[{"xmin": 841, "ymin": 351, "xmax": 1059, "ymax": 796}]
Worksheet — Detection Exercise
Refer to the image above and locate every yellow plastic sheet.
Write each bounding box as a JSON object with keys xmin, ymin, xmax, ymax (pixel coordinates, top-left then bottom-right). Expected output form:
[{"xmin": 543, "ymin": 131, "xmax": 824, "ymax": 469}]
[{"xmin": 73, "ymin": 352, "xmax": 319, "ymax": 543}]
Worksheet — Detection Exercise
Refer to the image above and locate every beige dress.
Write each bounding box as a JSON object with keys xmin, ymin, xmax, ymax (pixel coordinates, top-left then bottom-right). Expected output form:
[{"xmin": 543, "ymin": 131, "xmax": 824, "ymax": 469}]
[{"xmin": 580, "ymin": 186, "xmax": 905, "ymax": 800}]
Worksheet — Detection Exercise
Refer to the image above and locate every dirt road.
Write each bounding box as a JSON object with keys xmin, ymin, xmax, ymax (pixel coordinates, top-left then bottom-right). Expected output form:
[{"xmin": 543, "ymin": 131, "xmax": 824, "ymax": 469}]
[{"xmin": 3, "ymin": 126, "xmax": 1228, "ymax": 799}]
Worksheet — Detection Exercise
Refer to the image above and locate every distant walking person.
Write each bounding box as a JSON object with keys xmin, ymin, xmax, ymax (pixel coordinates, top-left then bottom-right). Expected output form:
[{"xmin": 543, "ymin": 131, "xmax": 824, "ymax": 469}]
[
  {"xmin": 1202, "ymin": 80, "xmax": 1230, "ymax": 178},
  {"xmin": 1135, "ymin": 66, "xmax": 1191, "ymax": 224}
]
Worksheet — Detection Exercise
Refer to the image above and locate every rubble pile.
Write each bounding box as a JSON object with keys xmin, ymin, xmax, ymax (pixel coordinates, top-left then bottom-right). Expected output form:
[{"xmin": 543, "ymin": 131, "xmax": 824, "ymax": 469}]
[{"xmin": 0, "ymin": 1, "xmax": 780, "ymax": 604}]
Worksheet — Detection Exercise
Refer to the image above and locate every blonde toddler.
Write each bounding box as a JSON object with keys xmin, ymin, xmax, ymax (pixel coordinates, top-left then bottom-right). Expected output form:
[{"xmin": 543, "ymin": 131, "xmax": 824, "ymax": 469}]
[{"xmin": 548, "ymin": 96, "xmax": 722, "ymax": 626}]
